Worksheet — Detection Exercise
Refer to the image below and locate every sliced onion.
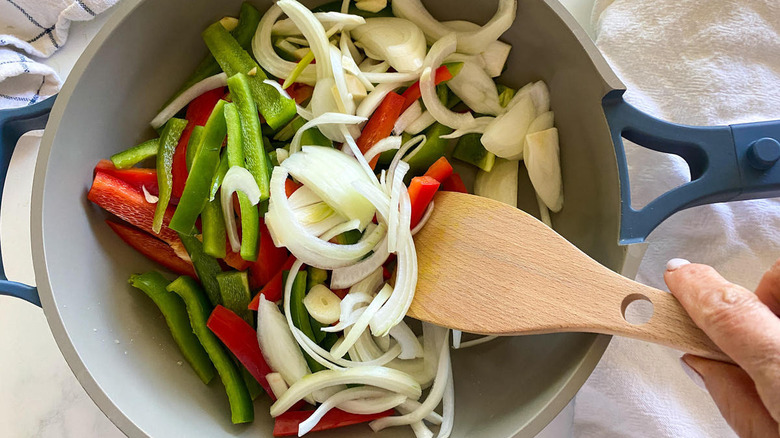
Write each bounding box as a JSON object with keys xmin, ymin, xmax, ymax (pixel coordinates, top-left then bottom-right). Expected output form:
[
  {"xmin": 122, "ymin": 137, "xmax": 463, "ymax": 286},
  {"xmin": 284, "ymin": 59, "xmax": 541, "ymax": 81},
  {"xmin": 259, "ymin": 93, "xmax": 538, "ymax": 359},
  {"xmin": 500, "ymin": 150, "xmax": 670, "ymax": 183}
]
[
  {"xmin": 319, "ymin": 218, "xmax": 361, "ymax": 242},
  {"xmin": 387, "ymin": 160, "xmax": 410, "ymax": 253},
  {"xmin": 289, "ymin": 112, "xmax": 366, "ymax": 154},
  {"xmin": 277, "ymin": 0, "xmax": 332, "ymax": 79},
  {"xmin": 369, "ymin": 231, "xmax": 417, "ymax": 337},
  {"xmin": 404, "ymin": 110, "xmax": 436, "ymax": 134},
  {"xmin": 331, "ymin": 284, "xmax": 393, "ymax": 358},
  {"xmin": 420, "ymin": 34, "xmax": 475, "ymax": 129},
  {"xmin": 451, "ymin": 330, "xmax": 462, "ymax": 349},
  {"xmin": 269, "ymin": 366, "xmax": 422, "ymax": 417},
  {"xmin": 389, "ymin": 320, "xmax": 424, "ymax": 359},
  {"xmin": 389, "ymin": 135, "xmax": 426, "ymax": 189},
  {"xmin": 370, "ymin": 329, "xmax": 450, "ymax": 431},
  {"xmin": 438, "ymin": 364, "xmax": 456, "ymax": 438},
  {"xmin": 266, "ymin": 167, "xmax": 385, "ymax": 269},
  {"xmin": 266, "ymin": 372, "xmax": 289, "ymax": 400},
  {"xmin": 287, "ymin": 184, "xmax": 322, "ymax": 210},
  {"xmin": 329, "ymin": 45, "xmax": 356, "ymax": 116},
  {"xmin": 355, "ymin": 0, "xmax": 388, "ymax": 13},
  {"xmin": 330, "ymin": 235, "xmax": 390, "ymax": 289},
  {"xmin": 273, "ymin": 11, "xmax": 365, "ymax": 36},
  {"xmin": 221, "ymin": 166, "xmax": 261, "ymax": 253},
  {"xmin": 142, "ymin": 186, "xmax": 158, "ymax": 204},
  {"xmin": 257, "ymin": 294, "xmax": 311, "ymax": 388},
  {"xmin": 299, "ymin": 388, "xmax": 398, "ymax": 436},
  {"xmin": 150, "ymin": 73, "xmax": 227, "ymax": 129},
  {"xmin": 253, "ymin": 5, "xmax": 316, "ymax": 85},
  {"xmin": 410, "ymin": 200, "xmax": 434, "ymax": 235},
  {"xmin": 392, "ymin": 0, "xmax": 517, "ymax": 55},
  {"xmin": 537, "ymin": 194, "xmax": 552, "ymax": 227},
  {"xmin": 294, "ymin": 202, "xmax": 348, "ymax": 236},
  {"xmin": 360, "ymin": 58, "xmax": 390, "ymax": 73},
  {"xmin": 356, "ymin": 82, "xmax": 404, "ymax": 119},
  {"xmin": 439, "ymin": 116, "xmax": 493, "ymax": 139},
  {"xmin": 445, "ymin": 60, "xmax": 503, "ymax": 116},
  {"xmin": 524, "ymin": 127, "xmax": 563, "ymax": 212},
  {"xmin": 364, "ymin": 136, "xmax": 402, "ymax": 165},
  {"xmin": 362, "ymin": 70, "xmax": 421, "ymax": 84},
  {"xmin": 338, "ymin": 392, "xmax": 407, "ymax": 415},
  {"xmin": 352, "ymin": 18, "xmax": 426, "ymax": 72},
  {"xmin": 481, "ymin": 93, "xmax": 535, "ymax": 159},
  {"xmin": 394, "ymin": 101, "xmax": 422, "ymax": 135},
  {"xmin": 458, "ymin": 335, "xmax": 499, "ymax": 349},
  {"xmin": 444, "ymin": 20, "xmax": 511, "ymax": 77},
  {"xmin": 474, "ymin": 158, "xmax": 518, "ymax": 207},
  {"xmin": 352, "ymin": 325, "xmax": 388, "ymax": 361}
]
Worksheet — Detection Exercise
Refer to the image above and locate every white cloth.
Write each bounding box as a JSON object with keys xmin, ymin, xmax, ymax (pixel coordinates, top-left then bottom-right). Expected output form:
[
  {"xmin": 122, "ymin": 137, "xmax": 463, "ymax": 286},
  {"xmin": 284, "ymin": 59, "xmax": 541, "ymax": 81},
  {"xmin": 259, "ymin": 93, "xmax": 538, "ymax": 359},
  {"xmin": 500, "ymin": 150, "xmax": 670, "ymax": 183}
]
[
  {"xmin": 0, "ymin": 0, "xmax": 118, "ymax": 109},
  {"xmin": 573, "ymin": 1, "xmax": 780, "ymax": 437}
]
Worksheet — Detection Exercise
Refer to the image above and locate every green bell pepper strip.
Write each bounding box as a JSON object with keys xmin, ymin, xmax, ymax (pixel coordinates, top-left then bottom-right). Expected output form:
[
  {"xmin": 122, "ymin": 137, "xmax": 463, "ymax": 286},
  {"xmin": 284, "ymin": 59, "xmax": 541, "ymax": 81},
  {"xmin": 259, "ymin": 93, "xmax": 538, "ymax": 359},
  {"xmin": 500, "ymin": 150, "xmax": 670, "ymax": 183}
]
[
  {"xmin": 202, "ymin": 23, "xmax": 297, "ymax": 130},
  {"xmin": 178, "ymin": 233, "xmax": 223, "ymax": 307},
  {"xmin": 185, "ymin": 125, "xmax": 205, "ymax": 171},
  {"xmin": 405, "ymin": 123, "xmax": 454, "ymax": 179},
  {"xmin": 285, "ymin": 270, "xmax": 327, "ymax": 372},
  {"xmin": 167, "ymin": 276, "xmax": 254, "ymax": 424},
  {"xmin": 153, "ymin": 118, "xmax": 188, "ymax": 234},
  {"xmin": 210, "ymin": 152, "xmax": 230, "ymax": 201},
  {"xmin": 227, "ymin": 73, "xmax": 272, "ymax": 202},
  {"xmin": 202, "ymin": 199, "xmax": 227, "ymax": 258},
  {"xmin": 216, "ymin": 271, "xmax": 254, "ymax": 326},
  {"xmin": 128, "ymin": 272, "xmax": 216, "ymax": 384},
  {"xmin": 169, "ymin": 100, "xmax": 227, "ymax": 234},
  {"xmin": 306, "ymin": 267, "xmax": 329, "ymax": 343},
  {"xmin": 165, "ymin": 2, "xmax": 262, "ymax": 106},
  {"xmin": 225, "ymin": 102, "xmax": 260, "ymax": 261},
  {"xmin": 110, "ymin": 138, "xmax": 158, "ymax": 169}
]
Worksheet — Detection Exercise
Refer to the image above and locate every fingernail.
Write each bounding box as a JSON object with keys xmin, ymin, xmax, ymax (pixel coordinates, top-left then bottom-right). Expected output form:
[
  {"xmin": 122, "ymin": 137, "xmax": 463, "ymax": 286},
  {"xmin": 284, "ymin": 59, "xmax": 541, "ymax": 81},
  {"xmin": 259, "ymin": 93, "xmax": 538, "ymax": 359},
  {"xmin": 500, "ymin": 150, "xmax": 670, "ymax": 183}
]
[
  {"xmin": 680, "ymin": 356, "xmax": 706, "ymax": 391},
  {"xmin": 667, "ymin": 258, "xmax": 691, "ymax": 271}
]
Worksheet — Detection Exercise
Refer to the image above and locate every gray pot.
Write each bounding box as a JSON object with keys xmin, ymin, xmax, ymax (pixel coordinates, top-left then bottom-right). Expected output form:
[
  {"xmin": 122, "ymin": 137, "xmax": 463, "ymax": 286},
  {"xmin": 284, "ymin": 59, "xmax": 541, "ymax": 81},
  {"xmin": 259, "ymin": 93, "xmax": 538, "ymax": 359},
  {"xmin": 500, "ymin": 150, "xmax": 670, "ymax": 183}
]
[{"xmin": 1, "ymin": 0, "xmax": 778, "ymax": 437}]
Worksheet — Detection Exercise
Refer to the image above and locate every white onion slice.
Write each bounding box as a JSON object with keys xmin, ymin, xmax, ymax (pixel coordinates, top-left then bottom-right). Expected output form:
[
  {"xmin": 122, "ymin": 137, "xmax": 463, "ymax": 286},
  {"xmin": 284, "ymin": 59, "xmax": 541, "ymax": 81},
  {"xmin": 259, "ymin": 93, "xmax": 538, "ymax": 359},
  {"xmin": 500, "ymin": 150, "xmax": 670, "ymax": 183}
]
[
  {"xmin": 389, "ymin": 321, "xmax": 424, "ymax": 359},
  {"xmin": 257, "ymin": 294, "xmax": 311, "ymax": 388},
  {"xmin": 289, "ymin": 112, "xmax": 366, "ymax": 154},
  {"xmin": 362, "ymin": 70, "xmax": 421, "ymax": 84},
  {"xmin": 221, "ymin": 166, "xmax": 261, "ymax": 253},
  {"xmin": 481, "ymin": 93, "xmax": 535, "ymax": 159},
  {"xmin": 445, "ymin": 60, "xmax": 503, "ymax": 115},
  {"xmin": 444, "ymin": 20, "xmax": 511, "ymax": 77},
  {"xmin": 439, "ymin": 116, "xmax": 493, "ymax": 139},
  {"xmin": 410, "ymin": 200, "xmax": 434, "ymax": 236},
  {"xmin": 524, "ymin": 127, "xmax": 563, "ymax": 212},
  {"xmin": 404, "ymin": 110, "xmax": 436, "ymax": 135},
  {"xmin": 277, "ymin": 0, "xmax": 332, "ymax": 79},
  {"xmin": 331, "ymin": 284, "xmax": 393, "ymax": 358},
  {"xmin": 287, "ymin": 184, "xmax": 322, "ymax": 210},
  {"xmin": 253, "ymin": 5, "xmax": 316, "ymax": 85},
  {"xmin": 338, "ymin": 392, "xmax": 407, "ymax": 415},
  {"xmin": 151, "ymin": 73, "xmax": 227, "ymax": 129},
  {"xmin": 319, "ymin": 218, "xmax": 361, "ymax": 242},
  {"xmin": 420, "ymin": 34, "xmax": 475, "ymax": 129},
  {"xmin": 330, "ymin": 235, "xmax": 389, "ymax": 289},
  {"xmin": 387, "ymin": 160, "xmax": 409, "ymax": 253},
  {"xmin": 299, "ymin": 388, "xmax": 397, "ymax": 436},
  {"xmin": 394, "ymin": 101, "xmax": 422, "ymax": 135},
  {"xmin": 474, "ymin": 158, "xmax": 518, "ymax": 208},
  {"xmin": 392, "ymin": 0, "xmax": 517, "ymax": 55},
  {"xmin": 356, "ymin": 82, "xmax": 404, "ymax": 119},
  {"xmin": 360, "ymin": 58, "xmax": 390, "ymax": 73},
  {"xmin": 352, "ymin": 18, "xmax": 426, "ymax": 73},
  {"xmin": 369, "ymin": 231, "xmax": 417, "ymax": 337},
  {"xmin": 364, "ymin": 136, "xmax": 402, "ymax": 167},
  {"xmin": 142, "ymin": 186, "xmax": 158, "ymax": 204},
  {"xmin": 272, "ymin": 12, "xmax": 365, "ymax": 36},
  {"xmin": 266, "ymin": 372, "xmax": 289, "ymax": 400},
  {"xmin": 458, "ymin": 335, "xmax": 499, "ymax": 349}
]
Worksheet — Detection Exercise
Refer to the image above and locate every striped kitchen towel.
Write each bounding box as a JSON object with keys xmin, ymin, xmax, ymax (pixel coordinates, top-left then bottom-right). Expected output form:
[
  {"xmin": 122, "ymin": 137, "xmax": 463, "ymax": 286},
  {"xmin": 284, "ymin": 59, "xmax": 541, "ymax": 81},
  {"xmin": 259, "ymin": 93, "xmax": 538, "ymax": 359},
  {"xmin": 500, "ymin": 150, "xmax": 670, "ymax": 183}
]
[{"xmin": 0, "ymin": 0, "xmax": 119, "ymax": 109}]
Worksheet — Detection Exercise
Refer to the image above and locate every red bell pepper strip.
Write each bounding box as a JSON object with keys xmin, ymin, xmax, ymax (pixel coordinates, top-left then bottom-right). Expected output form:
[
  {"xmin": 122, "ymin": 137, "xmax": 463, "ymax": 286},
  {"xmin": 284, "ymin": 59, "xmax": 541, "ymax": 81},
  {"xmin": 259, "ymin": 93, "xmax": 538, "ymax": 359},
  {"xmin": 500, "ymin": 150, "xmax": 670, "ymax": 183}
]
[
  {"xmin": 441, "ymin": 172, "xmax": 468, "ymax": 193},
  {"xmin": 207, "ymin": 305, "xmax": 275, "ymax": 400},
  {"xmin": 249, "ymin": 222, "xmax": 289, "ymax": 290},
  {"xmin": 248, "ymin": 254, "xmax": 297, "ymax": 309},
  {"xmin": 224, "ymin": 248, "xmax": 253, "ymax": 271},
  {"xmin": 400, "ymin": 65, "xmax": 454, "ymax": 112},
  {"xmin": 95, "ymin": 160, "xmax": 159, "ymax": 196},
  {"xmin": 285, "ymin": 179, "xmax": 301, "ymax": 197},
  {"xmin": 105, "ymin": 220, "xmax": 196, "ymax": 278},
  {"xmin": 88, "ymin": 171, "xmax": 184, "ymax": 254},
  {"xmin": 171, "ymin": 87, "xmax": 225, "ymax": 199},
  {"xmin": 356, "ymin": 92, "xmax": 405, "ymax": 169},
  {"xmin": 408, "ymin": 176, "xmax": 440, "ymax": 229},
  {"xmin": 423, "ymin": 157, "xmax": 453, "ymax": 183},
  {"xmin": 285, "ymin": 82, "xmax": 314, "ymax": 105},
  {"xmin": 273, "ymin": 409, "xmax": 394, "ymax": 437}
]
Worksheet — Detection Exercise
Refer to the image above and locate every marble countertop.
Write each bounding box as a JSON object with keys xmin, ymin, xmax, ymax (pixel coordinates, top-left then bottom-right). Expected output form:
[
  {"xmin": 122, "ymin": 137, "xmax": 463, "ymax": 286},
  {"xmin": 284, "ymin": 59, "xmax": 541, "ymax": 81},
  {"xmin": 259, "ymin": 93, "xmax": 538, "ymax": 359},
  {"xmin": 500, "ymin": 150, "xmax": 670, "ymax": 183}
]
[{"xmin": 0, "ymin": 1, "xmax": 595, "ymax": 436}]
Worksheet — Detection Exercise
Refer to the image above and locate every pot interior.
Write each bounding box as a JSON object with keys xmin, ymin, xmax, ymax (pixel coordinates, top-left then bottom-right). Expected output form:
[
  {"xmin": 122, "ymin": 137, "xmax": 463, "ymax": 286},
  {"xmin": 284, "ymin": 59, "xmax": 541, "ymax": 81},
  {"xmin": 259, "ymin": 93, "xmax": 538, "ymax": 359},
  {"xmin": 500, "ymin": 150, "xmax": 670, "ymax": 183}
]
[{"xmin": 33, "ymin": 0, "xmax": 623, "ymax": 436}]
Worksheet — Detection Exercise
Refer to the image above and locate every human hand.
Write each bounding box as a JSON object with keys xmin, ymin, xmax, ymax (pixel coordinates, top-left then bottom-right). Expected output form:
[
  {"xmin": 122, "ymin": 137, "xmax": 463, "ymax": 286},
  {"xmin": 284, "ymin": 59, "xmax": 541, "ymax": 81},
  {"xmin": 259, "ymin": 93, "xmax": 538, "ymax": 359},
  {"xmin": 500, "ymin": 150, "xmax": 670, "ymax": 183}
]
[{"xmin": 665, "ymin": 259, "xmax": 780, "ymax": 438}]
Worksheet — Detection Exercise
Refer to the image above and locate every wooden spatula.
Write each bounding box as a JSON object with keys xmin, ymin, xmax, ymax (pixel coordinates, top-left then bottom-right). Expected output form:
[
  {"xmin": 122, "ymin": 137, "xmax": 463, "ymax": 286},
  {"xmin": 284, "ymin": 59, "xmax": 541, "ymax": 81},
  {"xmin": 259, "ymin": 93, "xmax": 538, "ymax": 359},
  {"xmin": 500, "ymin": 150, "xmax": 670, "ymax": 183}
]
[{"xmin": 408, "ymin": 192, "xmax": 729, "ymax": 362}]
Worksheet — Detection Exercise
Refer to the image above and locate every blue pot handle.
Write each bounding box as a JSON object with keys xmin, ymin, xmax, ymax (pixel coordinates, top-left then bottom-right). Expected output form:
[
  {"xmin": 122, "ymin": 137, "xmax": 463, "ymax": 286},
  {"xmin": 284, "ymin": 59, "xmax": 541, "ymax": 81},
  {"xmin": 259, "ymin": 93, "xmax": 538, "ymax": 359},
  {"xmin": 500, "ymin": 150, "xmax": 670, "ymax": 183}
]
[
  {"xmin": 603, "ymin": 90, "xmax": 780, "ymax": 245},
  {"xmin": 0, "ymin": 97, "xmax": 55, "ymax": 307}
]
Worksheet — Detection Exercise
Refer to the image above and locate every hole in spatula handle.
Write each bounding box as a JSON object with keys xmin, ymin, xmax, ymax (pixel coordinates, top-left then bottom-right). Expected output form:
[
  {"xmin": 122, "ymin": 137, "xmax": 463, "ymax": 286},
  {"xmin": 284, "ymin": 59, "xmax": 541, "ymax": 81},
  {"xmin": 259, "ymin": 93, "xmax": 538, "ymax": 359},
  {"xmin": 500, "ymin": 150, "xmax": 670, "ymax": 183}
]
[{"xmin": 621, "ymin": 293, "xmax": 654, "ymax": 325}]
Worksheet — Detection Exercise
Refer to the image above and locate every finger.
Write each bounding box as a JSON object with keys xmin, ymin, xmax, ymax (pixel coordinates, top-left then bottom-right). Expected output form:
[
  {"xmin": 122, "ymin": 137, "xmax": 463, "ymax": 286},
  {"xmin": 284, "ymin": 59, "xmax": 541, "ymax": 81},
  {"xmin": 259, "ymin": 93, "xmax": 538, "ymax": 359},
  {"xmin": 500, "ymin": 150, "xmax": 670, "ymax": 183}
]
[
  {"xmin": 665, "ymin": 263, "xmax": 780, "ymax": 423},
  {"xmin": 683, "ymin": 355, "xmax": 779, "ymax": 438},
  {"xmin": 754, "ymin": 259, "xmax": 780, "ymax": 315}
]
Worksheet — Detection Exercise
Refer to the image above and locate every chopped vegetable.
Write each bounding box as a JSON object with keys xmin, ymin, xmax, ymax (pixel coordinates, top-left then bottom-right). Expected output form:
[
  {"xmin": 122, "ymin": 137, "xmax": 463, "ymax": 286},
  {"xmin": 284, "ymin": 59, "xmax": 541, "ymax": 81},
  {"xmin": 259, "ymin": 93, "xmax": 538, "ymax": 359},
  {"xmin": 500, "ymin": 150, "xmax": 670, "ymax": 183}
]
[
  {"xmin": 273, "ymin": 409, "xmax": 394, "ymax": 437},
  {"xmin": 256, "ymin": 294, "xmax": 311, "ymax": 388},
  {"xmin": 110, "ymin": 139, "xmax": 158, "ymax": 169},
  {"xmin": 474, "ymin": 158, "xmax": 518, "ymax": 207},
  {"xmin": 524, "ymin": 127, "xmax": 563, "ymax": 212},
  {"xmin": 216, "ymin": 271, "xmax": 254, "ymax": 325},
  {"xmin": 351, "ymin": 18, "xmax": 426, "ymax": 73},
  {"xmin": 481, "ymin": 93, "xmax": 535, "ymax": 159},
  {"xmin": 106, "ymin": 221, "xmax": 195, "ymax": 278},
  {"xmin": 407, "ymin": 176, "xmax": 440, "ymax": 229},
  {"xmin": 153, "ymin": 118, "xmax": 188, "ymax": 234},
  {"xmin": 207, "ymin": 305, "xmax": 276, "ymax": 399},
  {"xmin": 95, "ymin": 160, "xmax": 158, "ymax": 196},
  {"xmin": 129, "ymin": 271, "xmax": 216, "ymax": 384},
  {"xmin": 356, "ymin": 92, "xmax": 405, "ymax": 168},
  {"xmin": 201, "ymin": 199, "xmax": 227, "ymax": 258},
  {"xmin": 441, "ymin": 172, "xmax": 468, "ymax": 193},
  {"xmin": 249, "ymin": 255, "xmax": 297, "ymax": 309},
  {"xmin": 248, "ymin": 222, "xmax": 290, "ymax": 290},
  {"xmin": 303, "ymin": 284, "xmax": 341, "ymax": 325},
  {"xmin": 168, "ymin": 276, "xmax": 254, "ymax": 424},
  {"xmin": 453, "ymin": 133, "xmax": 496, "ymax": 172},
  {"xmin": 178, "ymin": 233, "xmax": 224, "ymax": 307},
  {"xmin": 422, "ymin": 157, "xmax": 453, "ymax": 183},
  {"xmin": 404, "ymin": 122, "xmax": 452, "ymax": 178},
  {"xmin": 169, "ymin": 100, "xmax": 228, "ymax": 234}
]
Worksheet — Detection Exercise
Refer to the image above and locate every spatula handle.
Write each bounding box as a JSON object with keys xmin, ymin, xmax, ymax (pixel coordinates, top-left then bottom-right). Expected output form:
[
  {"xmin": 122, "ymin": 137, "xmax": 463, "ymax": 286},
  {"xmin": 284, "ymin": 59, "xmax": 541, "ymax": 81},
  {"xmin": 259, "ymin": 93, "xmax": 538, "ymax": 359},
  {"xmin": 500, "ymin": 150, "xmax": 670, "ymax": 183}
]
[{"xmin": 598, "ymin": 276, "xmax": 731, "ymax": 363}]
